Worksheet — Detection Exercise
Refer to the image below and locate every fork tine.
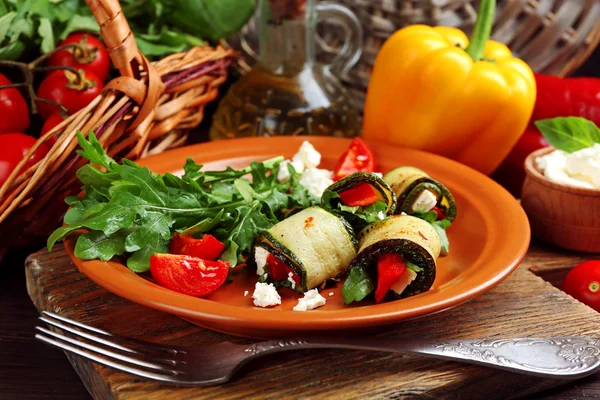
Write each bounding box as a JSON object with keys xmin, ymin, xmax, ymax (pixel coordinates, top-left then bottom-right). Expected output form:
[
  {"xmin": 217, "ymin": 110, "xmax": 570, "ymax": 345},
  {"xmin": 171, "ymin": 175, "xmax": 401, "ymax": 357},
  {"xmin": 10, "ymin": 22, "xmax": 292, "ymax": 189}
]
[
  {"xmin": 35, "ymin": 333, "xmax": 182, "ymax": 384},
  {"xmin": 40, "ymin": 312, "xmax": 180, "ymax": 357},
  {"xmin": 35, "ymin": 326, "xmax": 177, "ymax": 372}
]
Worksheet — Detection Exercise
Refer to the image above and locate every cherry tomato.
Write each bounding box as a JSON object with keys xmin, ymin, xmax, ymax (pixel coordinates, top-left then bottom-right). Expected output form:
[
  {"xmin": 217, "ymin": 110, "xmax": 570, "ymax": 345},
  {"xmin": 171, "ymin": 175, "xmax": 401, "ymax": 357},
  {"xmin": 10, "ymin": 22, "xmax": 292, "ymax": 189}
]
[
  {"xmin": 0, "ymin": 133, "xmax": 49, "ymax": 186},
  {"xmin": 0, "ymin": 73, "xmax": 30, "ymax": 134},
  {"xmin": 375, "ymin": 253, "xmax": 406, "ymax": 303},
  {"xmin": 169, "ymin": 233, "xmax": 226, "ymax": 261},
  {"xmin": 563, "ymin": 261, "xmax": 600, "ymax": 312},
  {"xmin": 333, "ymin": 137, "xmax": 376, "ymax": 181},
  {"xmin": 48, "ymin": 33, "xmax": 110, "ymax": 83},
  {"xmin": 338, "ymin": 183, "xmax": 378, "ymax": 207},
  {"xmin": 150, "ymin": 254, "xmax": 229, "ymax": 297},
  {"xmin": 40, "ymin": 111, "xmax": 66, "ymax": 146},
  {"xmin": 36, "ymin": 70, "xmax": 103, "ymax": 120},
  {"xmin": 266, "ymin": 254, "xmax": 301, "ymax": 284},
  {"xmin": 492, "ymin": 126, "xmax": 549, "ymax": 198}
]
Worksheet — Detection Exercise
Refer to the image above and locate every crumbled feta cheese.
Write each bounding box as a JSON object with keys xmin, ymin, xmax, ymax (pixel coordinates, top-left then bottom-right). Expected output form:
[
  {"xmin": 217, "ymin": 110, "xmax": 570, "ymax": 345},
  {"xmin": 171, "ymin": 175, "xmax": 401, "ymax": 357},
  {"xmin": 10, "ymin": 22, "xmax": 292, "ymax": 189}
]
[
  {"xmin": 411, "ymin": 190, "xmax": 438, "ymax": 213},
  {"xmin": 373, "ymin": 172, "xmax": 383, "ymax": 178},
  {"xmin": 328, "ymin": 292, "xmax": 334, "ymax": 297},
  {"xmin": 293, "ymin": 289, "xmax": 327, "ymax": 311},
  {"xmin": 252, "ymin": 282, "xmax": 281, "ymax": 307},
  {"xmin": 277, "ymin": 159, "xmax": 305, "ymax": 182},
  {"xmin": 244, "ymin": 290, "xmax": 249, "ymax": 297},
  {"xmin": 254, "ymin": 247, "xmax": 270, "ymax": 276},
  {"xmin": 292, "ymin": 141, "xmax": 321, "ymax": 168},
  {"xmin": 400, "ymin": 212, "xmax": 408, "ymax": 216},
  {"xmin": 299, "ymin": 167, "xmax": 334, "ymax": 198},
  {"xmin": 390, "ymin": 268, "xmax": 418, "ymax": 295},
  {"xmin": 287, "ymin": 272, "xmax": 296, "ymax": 290}
]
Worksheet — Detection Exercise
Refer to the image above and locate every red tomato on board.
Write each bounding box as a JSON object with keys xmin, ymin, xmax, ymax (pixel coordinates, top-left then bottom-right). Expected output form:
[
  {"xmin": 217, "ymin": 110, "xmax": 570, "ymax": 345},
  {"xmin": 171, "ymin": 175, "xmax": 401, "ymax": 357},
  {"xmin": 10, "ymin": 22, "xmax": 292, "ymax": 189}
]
[
  {"xmin": 0, "ymin": 133, "xmax": 49, "ymax": 186},
  {"xmin": 333, "ymin": 137, "xmax": 376, "ymax": 181},
  {"xmin": 36, "ymin": 70, "xmax": 103, "ymax": 120},
  {"xmin": 150, "ymin": 254, "xmax": 229, "ymax": 297},
  {"xmin": 169, "ymin": 233, "xmax": 226, "ymax": 261},
  {"xmin": 48, "ymin": 33, "xmax": 110, "ymax": 83},
  {"xmin": 0, "ymin": 73, "xmax": 30, "ymax": 134},
  {"xmin": 338, "ymin": 183, "xmax": 378, "ymax": 207},
  {"xmin": 563, "ymin": 261, "xmax": 600, "ymax": 312}
]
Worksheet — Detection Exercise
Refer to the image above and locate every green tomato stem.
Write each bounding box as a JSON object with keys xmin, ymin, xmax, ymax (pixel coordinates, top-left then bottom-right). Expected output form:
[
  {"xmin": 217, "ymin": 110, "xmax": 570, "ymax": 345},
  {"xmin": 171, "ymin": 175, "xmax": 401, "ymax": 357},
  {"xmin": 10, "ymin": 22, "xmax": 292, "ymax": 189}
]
[{"xmin": 465, "ymin": 0, "xmax": 496, "ymax": 62}]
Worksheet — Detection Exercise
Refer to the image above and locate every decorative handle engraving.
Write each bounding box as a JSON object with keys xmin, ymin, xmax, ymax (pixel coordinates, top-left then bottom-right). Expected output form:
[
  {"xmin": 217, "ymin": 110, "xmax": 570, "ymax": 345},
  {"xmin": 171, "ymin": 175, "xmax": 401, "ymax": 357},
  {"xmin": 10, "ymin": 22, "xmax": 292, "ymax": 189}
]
[{"xmin": 244, "ymin": 339, "xmax": 310, "ymax": 356}]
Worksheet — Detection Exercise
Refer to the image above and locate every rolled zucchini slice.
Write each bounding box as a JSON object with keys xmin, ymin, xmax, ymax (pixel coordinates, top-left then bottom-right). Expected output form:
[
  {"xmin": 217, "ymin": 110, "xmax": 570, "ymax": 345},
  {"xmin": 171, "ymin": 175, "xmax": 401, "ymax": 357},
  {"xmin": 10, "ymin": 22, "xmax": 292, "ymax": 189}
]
[
  {"xmin": 383, "ymin": 166, "xmax": 456, "ymax": 222},
  {"xmin": 343, "ymin": 215, "xmax": 440, "ymax": 303},
  {"xmin": 254, "ymin": 206, "xmax": 358, "ymax": 292}
]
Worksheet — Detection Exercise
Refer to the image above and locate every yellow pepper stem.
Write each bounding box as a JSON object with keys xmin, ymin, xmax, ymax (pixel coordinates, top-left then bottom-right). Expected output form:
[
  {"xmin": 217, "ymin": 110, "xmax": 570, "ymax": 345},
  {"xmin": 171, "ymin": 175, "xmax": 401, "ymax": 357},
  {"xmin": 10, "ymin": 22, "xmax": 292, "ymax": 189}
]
[{"xmin": 465, "ymin": 0, "xmax": 496, "ymax": 62}]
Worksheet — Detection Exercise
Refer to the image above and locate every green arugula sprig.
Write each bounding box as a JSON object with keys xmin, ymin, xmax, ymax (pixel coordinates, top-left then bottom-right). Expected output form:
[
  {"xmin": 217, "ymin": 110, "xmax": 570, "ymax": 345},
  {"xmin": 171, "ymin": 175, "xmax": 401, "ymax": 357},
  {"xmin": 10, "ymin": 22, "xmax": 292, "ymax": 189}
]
[
  {"xmin": 412, "ymin": 210, "xmax": 452, "ymax": 255},
  {"xmin": 535, "ymin": 117, "xmax": 600, "ymax": 153},
  {"xmin": 48, "ymin": 132, "xmax": 317, "ymax": 272},
  {"xmin": 321, "ymin": 190, "xmax": 388, "ymax": 232}
]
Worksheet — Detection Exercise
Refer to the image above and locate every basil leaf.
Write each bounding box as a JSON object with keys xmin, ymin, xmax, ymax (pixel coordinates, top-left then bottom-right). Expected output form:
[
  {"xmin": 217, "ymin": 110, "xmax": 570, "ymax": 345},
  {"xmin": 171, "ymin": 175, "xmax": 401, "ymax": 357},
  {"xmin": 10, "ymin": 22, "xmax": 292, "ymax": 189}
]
[
  {"xmin": 342, "ymin": 267, "xmax": 375, "ymax": 305},
  {"xmin": 535, "ymin": 117, "xmax": 600, "ymax": 153}
]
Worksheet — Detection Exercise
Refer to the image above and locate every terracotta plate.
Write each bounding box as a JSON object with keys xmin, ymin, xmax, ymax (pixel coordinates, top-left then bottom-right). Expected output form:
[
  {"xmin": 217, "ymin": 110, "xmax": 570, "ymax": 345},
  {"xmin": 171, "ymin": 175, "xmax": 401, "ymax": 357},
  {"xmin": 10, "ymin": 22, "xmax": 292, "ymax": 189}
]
[{"xmin": 65, "ymin": 136, "xmax": 530, "ymax": 338}]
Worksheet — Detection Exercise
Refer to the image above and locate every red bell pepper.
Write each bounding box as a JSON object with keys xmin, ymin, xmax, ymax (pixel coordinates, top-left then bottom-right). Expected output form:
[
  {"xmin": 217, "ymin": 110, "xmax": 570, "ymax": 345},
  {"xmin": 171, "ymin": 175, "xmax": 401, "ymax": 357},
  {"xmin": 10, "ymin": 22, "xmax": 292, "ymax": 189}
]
[
  {"xmin": 338, "ymin": 183, "xmax": 378, "ymax": 207},
  {"xmin": 169, "ymin": 233, "xmax": 226, "ymax": 261},
  {"xmin": 432, "ymin": 206, "xmax": 445, "ymax": 221},
  {"xmin": 374, "ymin": 253, "xmax": 407, "ymax": 303},
  {"xmin": 267, "ymin": 254, "xmax": 300, "ymax": 284}
]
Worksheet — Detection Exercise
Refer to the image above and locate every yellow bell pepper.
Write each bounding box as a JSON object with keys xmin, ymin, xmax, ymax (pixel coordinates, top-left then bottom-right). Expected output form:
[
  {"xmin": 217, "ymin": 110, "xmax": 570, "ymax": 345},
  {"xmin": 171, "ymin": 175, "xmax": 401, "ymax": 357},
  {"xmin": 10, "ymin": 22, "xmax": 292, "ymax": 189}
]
[{"xmin": 362, "ymin": 0, "xmax": 536, "ymax": 175}]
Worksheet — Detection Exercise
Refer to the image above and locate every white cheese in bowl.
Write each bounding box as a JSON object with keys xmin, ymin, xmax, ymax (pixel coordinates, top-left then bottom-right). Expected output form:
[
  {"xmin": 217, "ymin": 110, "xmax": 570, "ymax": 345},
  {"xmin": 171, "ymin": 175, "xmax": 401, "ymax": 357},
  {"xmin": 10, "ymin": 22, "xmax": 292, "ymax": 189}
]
[{"xmin": 536, "ymin": 144, "xmax": 600, "ymax": 189}]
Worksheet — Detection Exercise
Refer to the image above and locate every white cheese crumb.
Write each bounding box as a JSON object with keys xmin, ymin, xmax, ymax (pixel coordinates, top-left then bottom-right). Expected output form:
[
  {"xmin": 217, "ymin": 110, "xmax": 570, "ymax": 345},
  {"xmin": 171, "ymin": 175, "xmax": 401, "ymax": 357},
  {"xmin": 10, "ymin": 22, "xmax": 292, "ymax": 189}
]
[
  {"xmin": 287, "ymin": 272, "xmax": 296, "ymax": 290},
  {"xmin": 292, "ymin": 141, "xmax": 321, "ymax": 168},
  {"xmin": 411, "ymin": 190, "xmax": 438, "ymax": 213},
  {"xmin": 400, "ymin": 212, "xmax": 408, "ymax": 216},
  {"xmin": 277, "ymin": 159, "xmax": 305, "ymax": 182},
  {"xmin": 244, "ymin": 290, "xmax": 249, "ymax": 297},
  {"xmin": 299, "ymin": 167, "xmax": 334, "ymax": 198},
  {"xmin": 390, "ymin": 268, "xmax": 418, "ymax": 295},
  {"xmin": 328, "ymin": 292, "xmax": 334, "ymax": 297},
  {"xmin": 252, "ymin": 282, "xmax": 281, "ymax": 307},
  {"xmin": 293, "ymin": 289, "xmax": 327, "ymax": 311},
  {"xmin": 254, "ymin": 247, "xmax": 270, "ymax": 276},
  {"xmin": 373, "ymin": 172, "xmax": 383, "ymax": 178}
]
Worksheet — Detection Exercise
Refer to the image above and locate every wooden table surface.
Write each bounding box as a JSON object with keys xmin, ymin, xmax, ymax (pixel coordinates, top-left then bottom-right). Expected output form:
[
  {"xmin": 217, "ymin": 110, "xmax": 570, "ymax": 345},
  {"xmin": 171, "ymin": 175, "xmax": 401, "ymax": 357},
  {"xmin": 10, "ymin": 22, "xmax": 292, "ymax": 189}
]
[{"xmin": 0, "ymin": 48, "xmax": 598, "ymax": 400}]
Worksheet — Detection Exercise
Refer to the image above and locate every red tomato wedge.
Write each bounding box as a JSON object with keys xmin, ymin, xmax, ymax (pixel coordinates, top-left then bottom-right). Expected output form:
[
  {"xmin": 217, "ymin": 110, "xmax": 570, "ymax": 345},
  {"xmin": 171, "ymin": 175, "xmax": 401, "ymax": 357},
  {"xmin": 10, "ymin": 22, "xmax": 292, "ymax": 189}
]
[
  {"xmin": 150, "ymin": 254, "xmax": 229, "ymax": 297},
  {"xmin": 267, "ymin": 254, "xmax": 301, "ymax": 283},
  {"xmin": 375, "ymin": 253, "xmax": 407, "ymax": 303},
  {"xmin": 338, "ymin": 183, "xmax": 378, "ymax": 207},
  {"xmin": 333, "ymin": 137, "xmax": 376, "ymax": 181},
  {"xmin": 169, "ymin": 233, "xmax": 225, "ymax": 261}
]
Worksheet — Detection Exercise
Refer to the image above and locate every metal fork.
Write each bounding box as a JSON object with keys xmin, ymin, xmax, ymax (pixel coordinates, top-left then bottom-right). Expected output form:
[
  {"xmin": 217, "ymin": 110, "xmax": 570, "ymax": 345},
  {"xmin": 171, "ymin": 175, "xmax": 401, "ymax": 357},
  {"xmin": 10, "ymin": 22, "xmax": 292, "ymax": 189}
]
[{"xmin": 36, "ymin": 311, "xmax": 600, "ymax": 386}]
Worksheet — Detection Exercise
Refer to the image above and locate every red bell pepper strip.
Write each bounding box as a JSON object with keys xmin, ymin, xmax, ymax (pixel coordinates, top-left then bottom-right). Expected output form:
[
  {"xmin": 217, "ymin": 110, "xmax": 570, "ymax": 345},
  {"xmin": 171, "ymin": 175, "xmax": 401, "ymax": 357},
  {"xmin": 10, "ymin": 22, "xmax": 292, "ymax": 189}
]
[
  {"xmin": 432, "ymin": 206, "xmax": 445, "ymax": 221},
  {"xmin": 374, "ymin": 253, "xmax": 407, "ymax": 303},
  {"xmin": 333, "ymin": 137, "xmax": 376, "ymax": 181},
  {"xmin": 169, "ymin": 233, "xmax": 226, "ymax": 261},
  {"xmin": 150, "ymin": 254, "xmax": 229, "ymax": 297},
  {"xmin": 267, "ymin": 254, "xmax": 301, "ymax": 284},
  {"xmin": 338, "ymin": 183, "xmax": 378, "ymax": 207}
]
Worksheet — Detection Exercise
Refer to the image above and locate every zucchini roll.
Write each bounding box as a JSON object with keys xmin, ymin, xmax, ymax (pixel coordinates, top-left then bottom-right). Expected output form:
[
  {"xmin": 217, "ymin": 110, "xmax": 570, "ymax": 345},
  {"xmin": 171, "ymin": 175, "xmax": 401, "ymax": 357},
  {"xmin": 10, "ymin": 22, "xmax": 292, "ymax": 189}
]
[
  {"xmin": 342, "ymin": 215, "xmax": 440, "ymax": 304},
  {"xmin": 383, "ymin": 166, "xmax": 456, "ymax": 222},
  {"xmin": 254, "ymin": 206, "xmax": 358, "ymax": 292},
  {"xmin": 321, "ymin": 172, "xmax": 397, "ymax": 231}
]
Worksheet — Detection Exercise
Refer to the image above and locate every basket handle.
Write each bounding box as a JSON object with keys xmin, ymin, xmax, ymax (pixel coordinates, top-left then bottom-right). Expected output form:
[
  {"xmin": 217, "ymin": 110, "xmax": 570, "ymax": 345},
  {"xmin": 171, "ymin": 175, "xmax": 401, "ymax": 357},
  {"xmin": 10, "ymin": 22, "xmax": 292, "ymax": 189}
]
[{"xmin": 85, "ymin": 0, "xmax": 164, "ymax": 132}]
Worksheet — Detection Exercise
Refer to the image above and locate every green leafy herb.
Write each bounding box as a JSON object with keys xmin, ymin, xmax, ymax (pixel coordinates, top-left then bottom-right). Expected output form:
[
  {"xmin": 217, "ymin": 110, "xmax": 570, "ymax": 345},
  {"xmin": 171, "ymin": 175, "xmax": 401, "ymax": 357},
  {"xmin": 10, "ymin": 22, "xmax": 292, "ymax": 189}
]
[
  {"xmin": 341, "ymin": 266, "xmax": 375, "ymax": 305},
  {"xmin": 534, "ymin": 117, "xmax": 600, "ymax": 153},
  {"xmin": 321, "ymin": 190, "xmax": 387, "ymax": 232},
  {"xmin": 48, "ymin": 131, "xmax": 317, "ymax": 272},
  {"xmin": 406, "ymin": 261, "xmax": 423, "ymax": 273},
  {"xmin": 413, "ymin": 210, "xmax": 452, "ymax": 254}
]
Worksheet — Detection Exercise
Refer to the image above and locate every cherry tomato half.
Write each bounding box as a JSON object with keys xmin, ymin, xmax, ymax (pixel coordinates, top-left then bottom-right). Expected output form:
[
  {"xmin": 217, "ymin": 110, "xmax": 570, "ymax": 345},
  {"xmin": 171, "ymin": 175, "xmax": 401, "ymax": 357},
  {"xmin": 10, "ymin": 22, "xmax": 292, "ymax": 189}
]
[
  {"xmin": 150, "ymin": 254, "xmax": 229, "ymax": 297},
  {"xmin": 333, "ymin": 137, "xmax": 376, "ymax": 181},
  {"xmin": 0, "ymin": 133, "xmax": 49, "ymax": 186},
  {"xmin": 0, "ymin": 73, "xmax": 30, "ymax": 134},
  {"xmin": 48, "ymin": 33, "xmax": 110, "ymax": 83},
  {"xmin": 563, "ymin": 261, "xmax": 600, "ymax": 312},
  {"xmin": 36, "ymin": 70, "xmax": 103, "ymax": 120},
  {"xmin": 169, "ymin": 233, "xmax": 226, "ymax": 261}
]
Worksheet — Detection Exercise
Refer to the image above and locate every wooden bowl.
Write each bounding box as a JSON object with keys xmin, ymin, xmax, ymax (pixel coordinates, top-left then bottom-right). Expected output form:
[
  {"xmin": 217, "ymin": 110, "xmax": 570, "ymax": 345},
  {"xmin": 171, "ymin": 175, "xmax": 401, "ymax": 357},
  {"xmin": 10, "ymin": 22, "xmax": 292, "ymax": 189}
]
[{"xmin": 522, "ymin": 147, "xmax": 600, "ymax": 253}]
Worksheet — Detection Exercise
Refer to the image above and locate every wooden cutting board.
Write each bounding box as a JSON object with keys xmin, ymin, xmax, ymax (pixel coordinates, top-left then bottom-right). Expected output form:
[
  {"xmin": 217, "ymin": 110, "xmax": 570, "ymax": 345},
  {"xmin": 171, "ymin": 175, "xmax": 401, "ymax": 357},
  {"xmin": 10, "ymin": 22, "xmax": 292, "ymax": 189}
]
[{"xmin": 25, "ymin": 243, "xmax": 600, "ymax": 400}]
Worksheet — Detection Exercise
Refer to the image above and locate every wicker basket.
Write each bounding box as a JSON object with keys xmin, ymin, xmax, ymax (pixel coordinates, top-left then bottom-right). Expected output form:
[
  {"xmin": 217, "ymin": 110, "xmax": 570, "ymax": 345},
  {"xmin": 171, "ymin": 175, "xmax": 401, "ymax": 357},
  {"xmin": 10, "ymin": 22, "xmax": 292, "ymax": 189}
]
[
  {"xmin": 225, "ymin": 0, "xmax": 600, "ymax": 105},
  {"xmin": 0, "ymin": 0, "xmax": 234, "ymax": 259}
]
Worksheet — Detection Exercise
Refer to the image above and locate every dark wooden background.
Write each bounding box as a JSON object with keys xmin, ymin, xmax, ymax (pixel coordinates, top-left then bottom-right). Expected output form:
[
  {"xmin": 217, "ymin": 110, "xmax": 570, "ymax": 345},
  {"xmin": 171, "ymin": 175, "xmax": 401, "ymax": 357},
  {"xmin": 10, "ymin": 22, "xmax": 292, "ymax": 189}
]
[{"xmin": 0, "ymin": 50, "xmax": 598, "ymax": 400}]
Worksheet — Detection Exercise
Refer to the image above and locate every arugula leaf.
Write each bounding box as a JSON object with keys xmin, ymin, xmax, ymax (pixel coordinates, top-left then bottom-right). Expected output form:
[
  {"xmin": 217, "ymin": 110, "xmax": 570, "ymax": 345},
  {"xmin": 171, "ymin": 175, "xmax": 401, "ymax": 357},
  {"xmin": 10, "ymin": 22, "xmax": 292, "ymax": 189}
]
[
  {"xmin": 406, "ymin": 261, "xmax": 423, "ymax": 273},
  {"xmin": 322, "ymin": 190, "xmax": 387, "ymax": 231},
  {"xmin": 412, "ymin": 210, "xmax": 451, "ymax": 254},
  {"xmin": 74, "ymin": 229, "xmax": 129, "ymax": 262},
  {"xmin": 535, "ymin": 117, "xmax": 600, "ymax": 153},
  {"xmin": 127, "ymin": 240, "xmax": 168, "ymax": 273},
  {"xmin": 342, "ymin": 267, "xmax": 376, "ymax": 305}
]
